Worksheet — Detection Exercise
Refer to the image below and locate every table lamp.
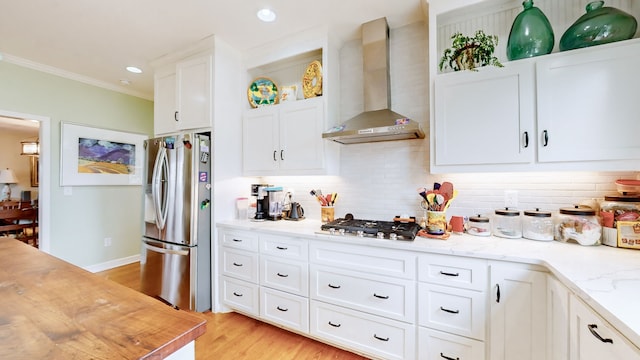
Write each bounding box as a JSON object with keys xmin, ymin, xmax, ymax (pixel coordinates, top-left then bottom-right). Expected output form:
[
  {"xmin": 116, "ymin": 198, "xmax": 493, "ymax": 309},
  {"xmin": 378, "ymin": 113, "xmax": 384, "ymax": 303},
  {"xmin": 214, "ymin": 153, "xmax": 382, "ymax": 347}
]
[{"xmin": 0, "ymin": 168, "xmax": 18, "ymax": 201}]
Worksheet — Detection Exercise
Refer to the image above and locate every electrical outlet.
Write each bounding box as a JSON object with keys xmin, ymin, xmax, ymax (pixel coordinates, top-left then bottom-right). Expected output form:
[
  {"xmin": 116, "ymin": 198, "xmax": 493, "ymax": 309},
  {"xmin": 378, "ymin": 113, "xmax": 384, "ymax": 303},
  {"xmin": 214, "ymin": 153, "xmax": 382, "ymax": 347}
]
[
  {"xmin": 504, "ymin": 190, "xmax": 518, "ymax": 208},
  {"xmin": 104, "ymin": 237, "xmax": 112, "ymax": 247}
]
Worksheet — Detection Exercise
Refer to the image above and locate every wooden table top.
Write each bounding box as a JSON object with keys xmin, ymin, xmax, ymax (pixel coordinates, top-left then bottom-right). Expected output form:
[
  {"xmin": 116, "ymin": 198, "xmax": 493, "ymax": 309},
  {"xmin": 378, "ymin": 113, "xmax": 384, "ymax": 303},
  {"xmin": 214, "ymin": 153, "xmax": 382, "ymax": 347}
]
[{"xmin": 0, "ymin": 238, "xmax": 206, "ymax": 359}]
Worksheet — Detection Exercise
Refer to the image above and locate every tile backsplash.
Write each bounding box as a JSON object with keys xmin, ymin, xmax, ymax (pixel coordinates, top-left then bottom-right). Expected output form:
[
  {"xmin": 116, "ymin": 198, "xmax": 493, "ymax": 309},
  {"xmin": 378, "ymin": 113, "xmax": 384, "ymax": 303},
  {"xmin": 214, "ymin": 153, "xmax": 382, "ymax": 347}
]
[{"xmin": 260, "ymin": 21, "xmax": 638, "ymax": 222}]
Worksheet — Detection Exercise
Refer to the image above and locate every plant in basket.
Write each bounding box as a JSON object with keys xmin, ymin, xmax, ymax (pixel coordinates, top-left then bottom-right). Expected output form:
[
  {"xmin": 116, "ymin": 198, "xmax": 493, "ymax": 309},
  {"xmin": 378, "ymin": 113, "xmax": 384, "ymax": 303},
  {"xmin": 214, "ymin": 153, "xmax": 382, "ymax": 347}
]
[{"xmin": 439, "ymin": 30, "xmax": 503, "ymax": 72}]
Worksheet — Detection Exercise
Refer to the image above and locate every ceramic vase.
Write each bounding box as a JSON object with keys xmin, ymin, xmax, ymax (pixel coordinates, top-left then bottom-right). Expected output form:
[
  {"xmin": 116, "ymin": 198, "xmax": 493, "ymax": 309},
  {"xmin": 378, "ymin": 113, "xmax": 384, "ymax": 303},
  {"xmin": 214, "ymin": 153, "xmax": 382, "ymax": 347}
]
[
  {"xmin": 507, "ymin": 0, "xmax": 555, "ymax": 61},
  {"xmin": 560, "ymin": 1, "xmax": 638, "ymax": 51}
]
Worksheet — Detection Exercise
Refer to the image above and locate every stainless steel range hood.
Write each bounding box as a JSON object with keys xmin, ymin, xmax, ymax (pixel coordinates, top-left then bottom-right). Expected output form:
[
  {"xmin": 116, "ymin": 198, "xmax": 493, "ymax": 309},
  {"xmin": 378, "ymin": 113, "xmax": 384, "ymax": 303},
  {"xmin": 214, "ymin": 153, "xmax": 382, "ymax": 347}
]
[{"xmin": 323, "ymin": 18, "xmax": 425, "ymax": 144}]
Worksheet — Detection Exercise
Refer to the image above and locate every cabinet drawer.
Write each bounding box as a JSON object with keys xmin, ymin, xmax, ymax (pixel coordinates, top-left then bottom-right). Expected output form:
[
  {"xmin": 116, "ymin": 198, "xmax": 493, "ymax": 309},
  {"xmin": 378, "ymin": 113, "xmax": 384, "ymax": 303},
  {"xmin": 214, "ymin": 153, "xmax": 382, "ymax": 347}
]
[
  {"xmin": 221, "ymin": 248, "xmax": 259, "ymax": 283},
  {"xmin": 260, "ymin": 256, "xmax": 308, "ymax": 296},
  {"xmin": 418, "ymin": 283, "xmax": 485, "ymax": 340},
  {"xmin": 221, "ymin": 276, "xmax": 259, "ymax": 316},
  {"xmin": 310, "ymin": 300, "xmax": 416, "ymax": 360},
  {"xmin": 419, "ymin": 254, "xmax": 487, "ymax": 291},
  {"xmin": 310, "ymin": 241, "xmax": 416, "ymax": 280},
  {"xmin": 260, "ymin": 287, "xmax": 309, "ymax": 333},
  {"xmin": 418, "ymin": 327, "xmax": 485, "ymax": 360},
  {"xmin": 310, "ymin": 265, "xmax": 415, "ymax": 323},
  {"xmin": 260, "ymin": 234, "xmax": 308, "ymax": 259},
  {"xmin": 220, "ymin": 230, "xmax": 259, "ymax": 251}
]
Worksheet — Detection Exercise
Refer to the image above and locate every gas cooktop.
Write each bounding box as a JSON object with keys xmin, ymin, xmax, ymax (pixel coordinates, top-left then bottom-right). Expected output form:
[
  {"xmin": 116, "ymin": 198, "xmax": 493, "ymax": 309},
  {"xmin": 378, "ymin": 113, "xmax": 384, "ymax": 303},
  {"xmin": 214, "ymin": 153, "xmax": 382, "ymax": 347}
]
[{"xmin": 320, "ymin": 216, "xmax": 421, "ymax": 241}]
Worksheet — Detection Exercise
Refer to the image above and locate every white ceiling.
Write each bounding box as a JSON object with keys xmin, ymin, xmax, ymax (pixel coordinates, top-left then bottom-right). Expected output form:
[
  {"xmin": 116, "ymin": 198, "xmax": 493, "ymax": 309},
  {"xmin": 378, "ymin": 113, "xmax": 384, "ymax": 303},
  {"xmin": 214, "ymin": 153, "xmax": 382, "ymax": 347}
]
[{"xmin": 0, "ymin": 0, "xmax": 425, "ymax": 100}]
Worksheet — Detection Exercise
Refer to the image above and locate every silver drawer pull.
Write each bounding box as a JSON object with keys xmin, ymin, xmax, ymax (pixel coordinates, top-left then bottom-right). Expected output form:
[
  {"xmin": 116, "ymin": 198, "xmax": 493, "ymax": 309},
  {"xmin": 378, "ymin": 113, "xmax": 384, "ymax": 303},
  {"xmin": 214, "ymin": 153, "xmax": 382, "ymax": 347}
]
[
  {"xmin": 588, "ymin": 324, "xmax": 613, "ymax": 344},
  {"xmin": 233, "ymin": 262, "xmax": 243, "ymax": 267},
  {"xmin": 373, "ymin": 293, "xmax": 389, "ymax": 299},
  {"xmin": 276, "ymin": 306, "xmax": 288, "ymax": 312},
  {"xmin": 277, "ymin": 273, "xmax": 289, "ymax": 278},
  {"xmin": 276, "ymin": 246, "xmax": 288, "ymax": 250},
  {"xmin": 233, "ymin": 292, "xmax": 243, "ymax": 297},
  {"xmin": 328, "ymin": 283, "xmax": 341, "ymax": 289},
  {"xmin": 439, "ymin": 271, "xmax": 459, "ymax": 277},
  {"xmin": 440, "ymin": 306, "xmax": 460, "ymax": 314},
  {"xmin": 373, "ymin": 334, "xmax": 389, "ymax": 342},
  {"xmin": 440, "ymin": 353, "xmax": 459, "ymax": 360},
  {"xmin": 328, "ymin": 321, "xmax": 341, "ymax": 328}
]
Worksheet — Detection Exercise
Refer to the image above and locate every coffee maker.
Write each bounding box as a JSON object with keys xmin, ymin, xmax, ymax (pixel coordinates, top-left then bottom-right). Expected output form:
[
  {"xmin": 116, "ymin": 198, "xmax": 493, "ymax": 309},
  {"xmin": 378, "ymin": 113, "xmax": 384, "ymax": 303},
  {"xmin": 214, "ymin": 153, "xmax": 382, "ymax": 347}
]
[
  {"xmin": 251, "ymin": 184, "xmax": 270, "ymax": 221},
  {"xmin": 266, "ymin": 186, "xmax": 284, "ymax": 221}
]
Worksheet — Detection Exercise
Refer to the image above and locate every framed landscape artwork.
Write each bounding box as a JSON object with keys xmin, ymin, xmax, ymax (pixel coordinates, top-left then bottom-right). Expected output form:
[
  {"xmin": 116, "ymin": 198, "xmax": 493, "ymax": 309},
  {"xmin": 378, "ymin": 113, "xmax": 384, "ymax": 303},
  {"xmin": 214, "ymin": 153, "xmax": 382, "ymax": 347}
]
[{"xmin": 60, "ymin": 123, "xmax": 147, "ymax": 186}]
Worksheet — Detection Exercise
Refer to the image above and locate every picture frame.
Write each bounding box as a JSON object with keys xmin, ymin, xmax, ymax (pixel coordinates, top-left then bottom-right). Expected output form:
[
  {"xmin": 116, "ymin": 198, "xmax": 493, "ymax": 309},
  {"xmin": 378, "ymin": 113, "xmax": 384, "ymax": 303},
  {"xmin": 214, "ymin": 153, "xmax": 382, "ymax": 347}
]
[
  {"xmin": 30, "ymin": 156, "xmax": 39, "ymax": 187},
  {"xmin": 60, "ymin": 122, "xmax": 147, "ymax": 186}
]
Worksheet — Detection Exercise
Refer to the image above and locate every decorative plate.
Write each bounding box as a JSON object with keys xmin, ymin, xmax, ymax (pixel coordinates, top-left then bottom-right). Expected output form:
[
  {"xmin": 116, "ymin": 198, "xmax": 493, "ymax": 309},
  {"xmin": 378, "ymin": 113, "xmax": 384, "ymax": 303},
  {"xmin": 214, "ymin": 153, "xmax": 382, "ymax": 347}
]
[
  {"xmin": 247, "ymin": 77, "xmax": 279, "ymax": 108},
  {"xmin": 302, "ymin": 60, "xmax": 323, "ymax": 99}
]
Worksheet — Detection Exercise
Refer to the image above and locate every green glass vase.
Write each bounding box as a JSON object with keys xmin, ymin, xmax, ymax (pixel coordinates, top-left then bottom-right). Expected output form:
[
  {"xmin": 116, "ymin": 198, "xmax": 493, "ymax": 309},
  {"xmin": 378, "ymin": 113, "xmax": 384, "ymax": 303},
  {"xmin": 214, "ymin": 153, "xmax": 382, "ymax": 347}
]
[
  {"xmin": 560, "ymin": 1, "xmax": 638, "ymax": 51},
  {"xmin": 506, "ymin": 0, "xmax": 555, "ymax": 61}
]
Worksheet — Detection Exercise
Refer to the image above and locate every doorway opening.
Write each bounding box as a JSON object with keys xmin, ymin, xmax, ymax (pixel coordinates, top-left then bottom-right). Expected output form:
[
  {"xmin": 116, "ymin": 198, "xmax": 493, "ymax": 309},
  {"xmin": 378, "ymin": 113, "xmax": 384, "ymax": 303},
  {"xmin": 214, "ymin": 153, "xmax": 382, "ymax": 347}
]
[{"xmin": 0, "ymin": 110, "xmax": 51, "ymax": 252}]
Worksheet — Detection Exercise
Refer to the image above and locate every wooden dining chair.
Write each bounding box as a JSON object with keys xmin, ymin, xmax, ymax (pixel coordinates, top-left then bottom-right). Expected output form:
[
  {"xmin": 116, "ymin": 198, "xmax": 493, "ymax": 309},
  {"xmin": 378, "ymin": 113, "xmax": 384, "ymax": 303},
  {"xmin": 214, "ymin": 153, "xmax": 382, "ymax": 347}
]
[
  {"xmin": 0, "ymin": 201, "xmax": 21, "ymax": 209},
  {"xmin": 0, "ymin": 206, "xmax": 38, "ymax": 247}
]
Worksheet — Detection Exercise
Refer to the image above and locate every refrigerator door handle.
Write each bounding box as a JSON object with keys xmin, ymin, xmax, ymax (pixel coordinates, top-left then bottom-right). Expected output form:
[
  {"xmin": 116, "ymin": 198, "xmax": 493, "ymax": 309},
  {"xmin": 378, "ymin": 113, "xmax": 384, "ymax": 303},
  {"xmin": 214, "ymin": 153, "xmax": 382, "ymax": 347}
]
[
  {"xmin": 152, "ymin": 146, "xmax": 169, "ymax": 231},
  {"xmin": 143, "ymin": 242, "xmax": 189, "ymax": 256}
]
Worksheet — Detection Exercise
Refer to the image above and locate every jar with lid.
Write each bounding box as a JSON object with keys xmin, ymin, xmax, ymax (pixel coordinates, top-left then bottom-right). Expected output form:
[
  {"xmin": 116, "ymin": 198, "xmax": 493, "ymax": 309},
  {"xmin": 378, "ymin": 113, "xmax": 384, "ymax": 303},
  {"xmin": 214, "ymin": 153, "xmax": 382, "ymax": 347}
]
[
  {"xmin": 555, "ymin": 206, "xmax": 601, "ymax": 246},
  {"xmin": 599, "ymin": 195, "xmax": 640, "ymax": 228},
  {"xmin": 493, "ymin": 208, "xmax": 522, "ymax": 238},
  {"xmin": 522, "ymin": 208, "xmax": 554, "ymax": 241},
  {"xmin": 467, "ymin": 214, "xmax": 491, "ymax": 236}
]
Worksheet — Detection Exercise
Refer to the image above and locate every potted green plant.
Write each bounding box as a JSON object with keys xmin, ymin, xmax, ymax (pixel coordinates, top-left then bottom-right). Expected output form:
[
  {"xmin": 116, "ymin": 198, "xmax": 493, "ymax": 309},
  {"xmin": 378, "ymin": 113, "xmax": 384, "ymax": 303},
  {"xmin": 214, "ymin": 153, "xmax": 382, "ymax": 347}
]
[{"xmin": 439, "ymin": 30, "xmax": 503, "ymax": 71}]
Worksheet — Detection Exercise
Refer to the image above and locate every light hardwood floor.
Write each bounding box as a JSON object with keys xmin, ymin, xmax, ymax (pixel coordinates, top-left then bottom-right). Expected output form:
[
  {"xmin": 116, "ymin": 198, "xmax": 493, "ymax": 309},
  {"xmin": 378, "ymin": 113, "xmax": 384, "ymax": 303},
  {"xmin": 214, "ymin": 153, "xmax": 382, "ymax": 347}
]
[{"xmin": 96, "ymin": 262, "xmax": 369, "ymax": 360}]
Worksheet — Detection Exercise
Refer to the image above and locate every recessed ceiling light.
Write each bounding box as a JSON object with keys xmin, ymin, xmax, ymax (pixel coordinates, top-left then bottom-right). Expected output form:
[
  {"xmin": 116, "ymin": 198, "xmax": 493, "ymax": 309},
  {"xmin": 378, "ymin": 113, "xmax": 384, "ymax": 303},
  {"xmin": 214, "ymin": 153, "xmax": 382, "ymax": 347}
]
[
  {"xmin": 257, "ymin": 8, "xmax": 276, "ymax": 22},
  {"xmin": 126, "ymin": 66, "xmax": 142, "ymax": 74}
]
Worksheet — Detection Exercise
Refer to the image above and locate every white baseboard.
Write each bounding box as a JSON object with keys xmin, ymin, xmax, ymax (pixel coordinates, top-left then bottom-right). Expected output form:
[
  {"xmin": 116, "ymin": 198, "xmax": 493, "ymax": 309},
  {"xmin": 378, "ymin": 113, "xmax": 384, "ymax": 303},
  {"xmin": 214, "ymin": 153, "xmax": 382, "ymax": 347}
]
[{"xmin": 84, "ymin": 254, "xmax": 140, "ymax": 273}]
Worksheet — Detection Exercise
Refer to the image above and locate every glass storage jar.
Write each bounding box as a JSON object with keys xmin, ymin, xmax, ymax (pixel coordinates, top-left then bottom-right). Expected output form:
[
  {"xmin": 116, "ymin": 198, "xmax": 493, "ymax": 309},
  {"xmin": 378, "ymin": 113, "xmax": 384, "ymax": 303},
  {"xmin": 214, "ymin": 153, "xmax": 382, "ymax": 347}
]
[
  {"xmin": 555, "ymin": 206, "xmax": 602, "ymax": 246},
  {"xmin": 493, "ymin": 208, "xmax": 522, "ymax": 238},
  {"xmin": 522, "ymin": 208, "xmax": 554, "ymax": 241},
  {"xmin": 599, "ymin": 195, "xmax": 640, "ymax": 228},
  {"xmin": 467, "ymin": 214, "xmax": 491, "ymax": 236}
]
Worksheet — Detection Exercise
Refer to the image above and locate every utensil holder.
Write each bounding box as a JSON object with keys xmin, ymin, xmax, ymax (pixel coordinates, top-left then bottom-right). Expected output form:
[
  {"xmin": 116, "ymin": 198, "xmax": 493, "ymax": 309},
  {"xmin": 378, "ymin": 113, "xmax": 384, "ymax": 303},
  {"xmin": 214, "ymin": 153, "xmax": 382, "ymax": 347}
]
[
  {"xmin": 321, "ymin": 206, "xmax": 334, "ymax": 223},
  {"xmin": 427, "ymin": 210, "xmax": 447, "ymax": 235}
]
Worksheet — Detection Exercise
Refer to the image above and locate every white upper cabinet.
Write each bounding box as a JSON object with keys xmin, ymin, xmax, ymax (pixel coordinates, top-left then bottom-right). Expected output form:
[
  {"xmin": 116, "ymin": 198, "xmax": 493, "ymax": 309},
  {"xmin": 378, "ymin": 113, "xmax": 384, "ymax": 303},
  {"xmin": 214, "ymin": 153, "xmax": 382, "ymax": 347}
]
[
  {"xmin": 427, "ymin": 0, "xmax": 640, "ymax": 173},
  {"xmin": 241, "ymin": 26, "xmax": 340, "ymax": 176}
]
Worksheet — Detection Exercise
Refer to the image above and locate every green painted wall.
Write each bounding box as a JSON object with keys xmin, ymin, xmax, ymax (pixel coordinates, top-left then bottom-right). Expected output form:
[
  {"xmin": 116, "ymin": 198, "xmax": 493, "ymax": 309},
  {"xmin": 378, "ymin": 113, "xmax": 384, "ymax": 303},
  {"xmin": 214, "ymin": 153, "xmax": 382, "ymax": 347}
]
[{"xmin": 0, "ymin": 61, "xmax": 153, "ymax": 267}]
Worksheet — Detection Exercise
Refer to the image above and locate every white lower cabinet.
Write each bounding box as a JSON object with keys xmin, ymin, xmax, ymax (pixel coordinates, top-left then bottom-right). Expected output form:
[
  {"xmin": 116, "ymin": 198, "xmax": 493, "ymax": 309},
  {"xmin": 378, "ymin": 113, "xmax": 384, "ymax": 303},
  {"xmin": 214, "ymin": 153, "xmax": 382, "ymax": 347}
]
[
  {"xmin": 547, "ymin": 275, "xmax": 570, "ymax": 360},
  {"xmin": 311, "ymin": 300, "xmax": 416, "ymax": 360},
  {"xmin": 419, "ymin": 327, "xmax": 485, "ymax": 360},
  {"xmin": 489, "ymin": 262, "xmax": 547, "ymax": 360},
  {"xmin": 221, "ymin": 276, "xmax": 259, "ymax": 316},
  {"xmin": 260, "ymin": 287, "xmax": 309, "ymax": 333},
  {"xmin": 569, "ymin": 295, "xmax": 640, "ymax": 360}
]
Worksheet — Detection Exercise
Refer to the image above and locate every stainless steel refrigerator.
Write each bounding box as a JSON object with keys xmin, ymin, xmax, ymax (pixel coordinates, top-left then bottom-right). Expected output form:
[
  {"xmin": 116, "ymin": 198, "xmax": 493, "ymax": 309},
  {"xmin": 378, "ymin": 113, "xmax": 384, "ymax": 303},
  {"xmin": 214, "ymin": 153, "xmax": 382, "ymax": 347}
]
[{"xmin": 140, "ymin": 132, "xmax": 211, "ymax": 312}]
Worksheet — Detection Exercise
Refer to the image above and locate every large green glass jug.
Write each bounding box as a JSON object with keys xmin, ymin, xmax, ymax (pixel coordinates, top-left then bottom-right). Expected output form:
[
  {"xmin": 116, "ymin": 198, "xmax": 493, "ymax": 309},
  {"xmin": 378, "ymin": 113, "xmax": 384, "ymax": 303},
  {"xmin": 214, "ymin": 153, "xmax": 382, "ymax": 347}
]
[
  {"xmin": 506, "ymin": 0, "xmax": 555, "ymax": 61},
  {"xmin": 560, "ymin": 1, "xmax": 637, "ymax": 51}
]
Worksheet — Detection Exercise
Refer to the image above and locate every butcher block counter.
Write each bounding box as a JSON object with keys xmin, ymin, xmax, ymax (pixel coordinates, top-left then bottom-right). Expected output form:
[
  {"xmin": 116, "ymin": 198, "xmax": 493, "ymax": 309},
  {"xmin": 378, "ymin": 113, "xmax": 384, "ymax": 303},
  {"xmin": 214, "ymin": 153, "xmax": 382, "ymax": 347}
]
[{"xmin": 0, "ymin": 238, "xmax": 206, "ymax": 359}]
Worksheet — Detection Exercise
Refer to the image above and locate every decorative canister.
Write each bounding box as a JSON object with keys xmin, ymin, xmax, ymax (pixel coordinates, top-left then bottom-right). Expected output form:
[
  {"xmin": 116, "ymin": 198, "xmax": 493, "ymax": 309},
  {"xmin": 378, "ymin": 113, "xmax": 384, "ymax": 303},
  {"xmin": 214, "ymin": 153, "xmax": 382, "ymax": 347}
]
[
  {"xmin": 555, "ymin": 205, "xmax": 602, "ymax": 246},
  {"xmin": 493, "ymin": 208, "xmax": 522, "ymax": 238},
  {"xmin": 522, "ymin": 208, "xmax": 554, "ymax": 241},
  {"xmin": 559, "ymin": 1, "xmax": 638, "ymax": 51},
  {"xmin": 507, "ymin": 0, "xmax": 555, "ymax": 60},
  {"xmin": 467, "ymin": 214, "xmax": 491, "ymax": 236}
]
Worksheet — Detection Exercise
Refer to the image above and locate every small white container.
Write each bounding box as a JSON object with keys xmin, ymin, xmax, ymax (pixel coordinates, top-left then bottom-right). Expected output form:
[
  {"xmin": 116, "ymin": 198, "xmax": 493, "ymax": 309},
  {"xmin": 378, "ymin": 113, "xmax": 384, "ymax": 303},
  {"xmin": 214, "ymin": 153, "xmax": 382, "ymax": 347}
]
[
  {"xmin": 467, "ymin": 215, "xmax": 491, "ymax": 236},
  {"xmin": 522, "ymin": 208, "xmax": 554, "ymax": 241},
  {"xmin": 493, "ymin": 208, "xmax": 522, "ymax": 239}
]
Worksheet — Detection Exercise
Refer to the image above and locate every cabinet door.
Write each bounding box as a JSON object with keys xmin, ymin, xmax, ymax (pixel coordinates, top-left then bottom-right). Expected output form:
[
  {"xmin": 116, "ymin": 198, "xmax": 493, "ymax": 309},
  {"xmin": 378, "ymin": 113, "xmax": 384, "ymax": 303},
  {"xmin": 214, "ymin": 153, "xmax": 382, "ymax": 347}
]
[
  {"xmin": 433, "ymin": 61, "xmax": 535, "ymax": 168},
  {"xmin": 547, "ymin": 276, "xmax": 570, "ymax": 360},
  {"xmin": 242, "ymin": 107, "xmax": 279, "ymax": 173},
  {"xmin": 489, "ymin": 264, "xmax": 547, "ymax": 360},
  {"xmin": 537, "ymin": 41, "xmax": 640, "ymax": 163},
  {"xmin": 154, "ymin": 70, "xmax": 177, "ymax": 135},
  {"xmin": 176, "ymin": 54, "xmax": 211, "ymax": 130},
  {"xmin": 279, "ymin": 97, "xmax": 324, "ymax": 171},
  {"xmin": 569, "ymin": 295, "xmax": 640, "ymax": 360}
]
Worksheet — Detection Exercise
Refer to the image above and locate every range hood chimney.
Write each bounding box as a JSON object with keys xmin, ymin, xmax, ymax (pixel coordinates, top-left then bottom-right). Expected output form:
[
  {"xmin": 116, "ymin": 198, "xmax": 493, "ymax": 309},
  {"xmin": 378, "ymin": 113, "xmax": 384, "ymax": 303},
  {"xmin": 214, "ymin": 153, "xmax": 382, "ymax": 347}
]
[{"xmin": 322, "ymin": 17, "xmax": 425, "ymax": 144}]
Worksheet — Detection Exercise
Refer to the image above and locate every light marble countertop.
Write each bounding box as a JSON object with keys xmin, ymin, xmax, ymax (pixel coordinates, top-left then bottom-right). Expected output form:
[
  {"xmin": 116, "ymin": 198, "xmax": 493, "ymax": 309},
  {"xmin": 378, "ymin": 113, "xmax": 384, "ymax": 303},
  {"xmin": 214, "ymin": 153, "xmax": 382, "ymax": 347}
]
[{"xmin": 217, "ymin": 219, "xmax": 640, "ymax": 348}]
